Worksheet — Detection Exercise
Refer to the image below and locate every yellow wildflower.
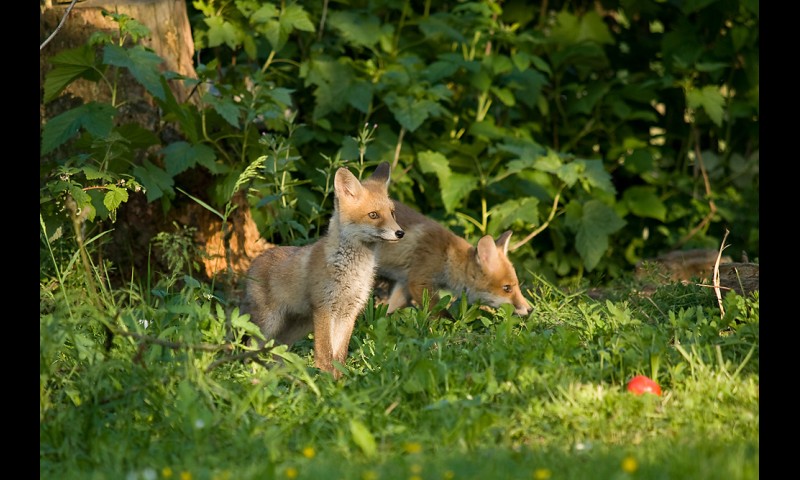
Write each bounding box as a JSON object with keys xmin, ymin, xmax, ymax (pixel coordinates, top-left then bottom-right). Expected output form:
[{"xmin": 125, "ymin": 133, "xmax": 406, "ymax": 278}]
[{"xmin": 622, "ymin": 456, "xmax": 638, "ymax": 473}]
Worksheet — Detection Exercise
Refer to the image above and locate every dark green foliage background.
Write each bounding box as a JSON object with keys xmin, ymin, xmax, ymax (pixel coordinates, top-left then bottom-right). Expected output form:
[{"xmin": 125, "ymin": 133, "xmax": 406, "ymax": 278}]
[{"xmin": 40, "ymin": 0, "xmax": 758, "ymax": 287}]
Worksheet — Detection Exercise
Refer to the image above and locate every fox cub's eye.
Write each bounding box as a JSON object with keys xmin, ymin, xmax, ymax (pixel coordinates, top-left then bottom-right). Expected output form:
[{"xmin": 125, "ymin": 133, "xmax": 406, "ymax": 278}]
[
  {"xmin": 368, "ymin": 211, "xmax": 379, "ymax": 219},
  {"xmin": 503, "ymin": 285, "xmax": 513, "ymax": 293}
]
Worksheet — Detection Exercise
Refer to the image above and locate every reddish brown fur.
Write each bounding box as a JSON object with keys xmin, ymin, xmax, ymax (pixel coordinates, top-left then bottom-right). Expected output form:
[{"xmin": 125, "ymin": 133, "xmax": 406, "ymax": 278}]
[
  {"xmin": 375, "ymin": 200, "xmax": 531, "ymax": 316},
  {"xmin": 242, "ymin": 163, "xmax": 404, "ymax": 379}
]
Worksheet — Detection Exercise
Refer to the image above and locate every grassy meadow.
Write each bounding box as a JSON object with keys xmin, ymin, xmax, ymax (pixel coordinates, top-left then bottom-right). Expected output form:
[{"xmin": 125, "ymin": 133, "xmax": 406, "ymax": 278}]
[{"xmin": 40, "ymin": 250, "xmax": 759, "ymax": 480}]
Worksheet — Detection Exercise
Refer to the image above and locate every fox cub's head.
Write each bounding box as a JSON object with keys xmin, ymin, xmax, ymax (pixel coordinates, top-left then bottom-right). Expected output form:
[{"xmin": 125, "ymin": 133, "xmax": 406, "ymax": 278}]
[
  {"xmin": 334, "ymin": 162, "xmax": 405, "ymax": 243},
  {"xmin": 469, "ymin": 231, "xmax": 531, "ymax": 316}
]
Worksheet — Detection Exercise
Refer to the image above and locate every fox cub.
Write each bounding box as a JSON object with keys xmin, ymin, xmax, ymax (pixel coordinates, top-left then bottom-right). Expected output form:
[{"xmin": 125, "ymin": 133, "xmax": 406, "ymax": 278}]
[
  {"xmin": 242, "ymin": 162, "xmax": 404, "ymax": 379},
  {"xmin": 375, "ymin": 200, "xmax": 531, "ymax": 316}
]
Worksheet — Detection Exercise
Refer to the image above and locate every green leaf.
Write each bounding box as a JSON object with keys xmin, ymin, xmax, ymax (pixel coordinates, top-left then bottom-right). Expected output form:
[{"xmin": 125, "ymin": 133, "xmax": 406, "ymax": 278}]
[
  {"xmin": 250, "ymin": 3, "xmax": 278, "ymax": 23},
  {"xmin": 347, "ymin": 80, "xmax": 372, "ymax": 113},
  {"xmin": 551, "ymin": 10, "xmax": 613, "ymax": 45},
  {"xmin": 441, "ymin": 173, "xmax": 477, "ymax": 214},
  {"xmin": 384, "ymin": 92, "xmax": 432, "ymax": 132},
  {"xmin": 573, "ymin": 200, "xmax": 626, "ymax": 271},
  {"xmin": 622, "ymin": 186, "xmax": 666, "ymax": 221},
  {"xmin": 504, "ymin": 69, "xmax": 547, "ymax": 108},
  {"xmin": 418, "ymin": 14, "xmax": 467, "ymax": 43},
  {"xmin": 103, "ymin": 44, "xmax": 166, "ymax": 100},
  {"xmin": 329, "ymin": 11, "xmax": 382, "ymax": 47},
  {"xmin": 205, "ymin": 16, "xmax": 242, "ymax": 50},
  {"xmin": 417, "ymin": 150, "xmax": 450, "ymax": 180},
  {"xmin": 686, "ymin": 85, "xmax": 725, "ymax": 126},
  {"xmin": 161, "ymin": 142, "xmax": 217, "ymax": 176},
  {"xmin": 133, "ymin": 160, "xmax": 174, "ymax": 202},
  {"xmin": 304, "ymin": 58, "xmax": 355, "ymax": 118},
  {"xmin": 41, "ymin": 102, "xmax": 116, "ymax": 155},
  {"xmin": 43, "ymin": 45, "xmax": 101, "ymax": 103},
  {"xmin": 231, "ymin": 308, "xmax": 265, "ymax": 341},
  {"xmin": 267, "ymin": 87, "xmax": 295, "ymax": 107},
  {"xmin": 203, "ymin": 93, "xmax": 241, "ymax": 128},
  {"xmin": 103, "ymin": 185, "xmax": 129, "ymax": 212},
  {"xmin": 282, "ymin": 4, "xmax": 315, "ymax": 32},
  {"xmin": 488, "ymin": 197, "xmax": 541, "ymax": 231},
  {"xmin": 575, "ymin": 159, "xmax": 616, "ymax": 194},
  {"xmin": 349, "ymin": 419, "xmax": 377, "ymax": 458}
]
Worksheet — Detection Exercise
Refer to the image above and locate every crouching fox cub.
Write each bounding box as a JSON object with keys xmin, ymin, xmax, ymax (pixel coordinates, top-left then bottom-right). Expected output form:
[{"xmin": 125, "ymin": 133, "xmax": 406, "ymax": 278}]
[
  {"xmin": 242, "ymin": 163, "xmax": 404, "ymax": 379},
  {"xmin": 375, "ymin": 200, "xmax": 531, "ymax": 316}
]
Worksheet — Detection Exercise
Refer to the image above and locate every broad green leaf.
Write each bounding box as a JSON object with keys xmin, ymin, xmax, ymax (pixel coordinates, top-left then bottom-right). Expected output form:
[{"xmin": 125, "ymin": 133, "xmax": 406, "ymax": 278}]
[
  {"xmin": 551, "ymin": 10, "xmax": 613, "ymax": 45},
  {"xmin": 441, "ymin": 173, "xmax": 477, "ymax": 214},
  {"xmin": 469, "ymin": 119, "xmax": 506, "ymax": 139},
  {"xmin": 418, "ymin": 14, "xmax": 467, "ymax": 43},
  {"xmin": 103, "ymin": 185, "xmax": 129, "ymax": 212},
  {"xmin": 231, "ymin": 308, "xmax": 265, "ymax": 340},
  {"xmin": 282, "ymin": 4, "xmax": 315, "ymax": 32},
  {"xmin": 622, "ymin": 186, "xmax": 666, "ymax": 221},
  {"xmin": 417, "ymin": 151, "xmax": 475, "ymax": 212},
  {"xmin": 575, "ymin": 159, "xmax": 616, "ymax": 194},
  {"xmin": 43, "ymin": 45, "xmax": 101, "ymax": 103},
  {"xmin": 491, "ymin": 86, "xmax": 516, "ymax": 107},
  {"xmin": 533, "ymin": 151, "xmax": 563, "ymax": 174},
  {"xmin": 573, "ymin": 200, "xmax": 626, "ymax": 271},
  {"xmin": 686, "ymin": 85, "xmax": 725, "ymax": 126},
  {"xmin": 203, "ymin": 93, "xmax": 242, "ymax": 128},
  {"xmin": 488, "ymin": 197, "xmax": 540, "ymax": 231},
  {"xmin": 263, "ymin": 18, "xmax": 286, "ymax": 51},
  {"xmin": 417, "ymin": 150, "xmax": 450, "ymax": 179},
  {"xmin": 487, "ymin": 54, "xmax": 514, "ymax": 75},
  {"xmin": 81, "ymin": 165, "xmax": 112, "ymax": 182},
  {"xmin": 504, "ymin": 69, "xmax": 548, "ymax": 108},
  {"xmin": 347, "ymin": 80, "xmax": 372, "ymax": 113},
  {"xmin": 250, "ymin": 3, "xmax": 278, "ymax": 23},
  {"xmin": 349, "ymin": 420, "xmax": 377, "ymax": 458},
  {"xmin": 329, "ymin": 11, "xmax": 382, "ymax": 47},
  {"xmin": 161, "ymin": 141, "xmax": 217, "ymax": 176},
  {"xmin": 103, "ymin": 44, "xmax": 166, "ymax": 100},
  {"xmin": 384, "ymin": 92, "xmax": 442, "ymax": 132},
  {"xmin": 133, "ymin": 160, "xmax": 174, "ymax": 202},
  {"xmin": 424, "ymin": 60, "xmax": 460, "ymax": 83},
  {"xmin": 41, "ymin": 102, "xmax": 116, "ymax": 155},
  {"xmin": 305, "ymin": 58, "xmax": 355, "ymax": 118},
  {"xmin": 205, "ymin": 16, "xmax": 242, "ymax": 49},
  {"xmin": 267, "ymin": 87, "xmax": 294, "ymax": 107}
]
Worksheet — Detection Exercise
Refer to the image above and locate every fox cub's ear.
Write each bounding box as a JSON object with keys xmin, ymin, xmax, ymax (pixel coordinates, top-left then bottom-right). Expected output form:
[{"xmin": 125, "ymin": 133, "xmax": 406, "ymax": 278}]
[
  {"xmin": 369, "ymin": 162, "xmax": 392, "ymax": 187},
  {"xmin": 476, "ymin": 235, "xmax": 500, "ymax": 271},
  {"xmin": 495, "ymin": 231, "xmax": 513, "ymax": 256},
  {"xmin": 334, "ymin": 167, "xmax": 364, "ymax": 199}
]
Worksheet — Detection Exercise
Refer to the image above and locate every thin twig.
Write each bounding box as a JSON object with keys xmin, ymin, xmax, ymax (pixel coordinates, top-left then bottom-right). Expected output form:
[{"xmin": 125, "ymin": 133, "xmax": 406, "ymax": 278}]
[
  {"xmin": 675, "ymin": 131, "xmax": 718, "ymax": 248},
  {"xmin": 510, "ymin": 185, "xmax": 565, "ymax": 251},
  {"xmin": 318, "ymin": 0, "xmax": 329, "ymax": 42},
  {"xmin": 392, "ymin": 127, "xmax": 406, "ymax": 171},
  {"xmin": 711, "ymin": 228, "xmax": 730, "ymax": 318},
  {"xmin": 40, "ymin": 0, "xmax": 80, "ymax": 52}
]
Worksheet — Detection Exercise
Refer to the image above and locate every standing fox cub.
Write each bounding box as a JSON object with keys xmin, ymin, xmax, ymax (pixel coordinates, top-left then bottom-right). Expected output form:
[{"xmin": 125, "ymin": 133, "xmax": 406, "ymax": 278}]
[
  {"xmin": 242, "ymin": 162, "xmax": 404, "ymax": 379},
  {"xmin": 375, "ymin": 200, "xmax": 531, "ymax": 316}
]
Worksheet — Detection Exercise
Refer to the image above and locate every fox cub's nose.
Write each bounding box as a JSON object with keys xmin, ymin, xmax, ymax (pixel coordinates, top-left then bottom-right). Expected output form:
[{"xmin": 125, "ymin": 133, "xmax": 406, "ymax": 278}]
[{"xmin": 395, "ymin": 230, "xmax": 405, "ymax": 239}]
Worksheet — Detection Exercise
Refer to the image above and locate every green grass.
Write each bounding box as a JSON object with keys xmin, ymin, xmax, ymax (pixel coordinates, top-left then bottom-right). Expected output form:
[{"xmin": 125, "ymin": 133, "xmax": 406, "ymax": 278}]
[{"xmin": 40, "ymin": 268, "xmax": 758, "ymax": 480}]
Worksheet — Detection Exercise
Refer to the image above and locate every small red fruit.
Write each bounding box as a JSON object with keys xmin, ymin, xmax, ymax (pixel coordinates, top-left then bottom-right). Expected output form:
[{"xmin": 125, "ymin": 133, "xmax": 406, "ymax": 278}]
[{"xmin": 627, "ymin": 375, "xmax": 662, "ymax": 396}]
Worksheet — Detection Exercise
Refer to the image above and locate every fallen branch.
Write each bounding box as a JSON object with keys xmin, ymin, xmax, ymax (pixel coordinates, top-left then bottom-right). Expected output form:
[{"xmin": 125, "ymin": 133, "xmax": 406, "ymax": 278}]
[{"xmin": 40, "ymin": 0, "xmax": 80, "ymax": 51}]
